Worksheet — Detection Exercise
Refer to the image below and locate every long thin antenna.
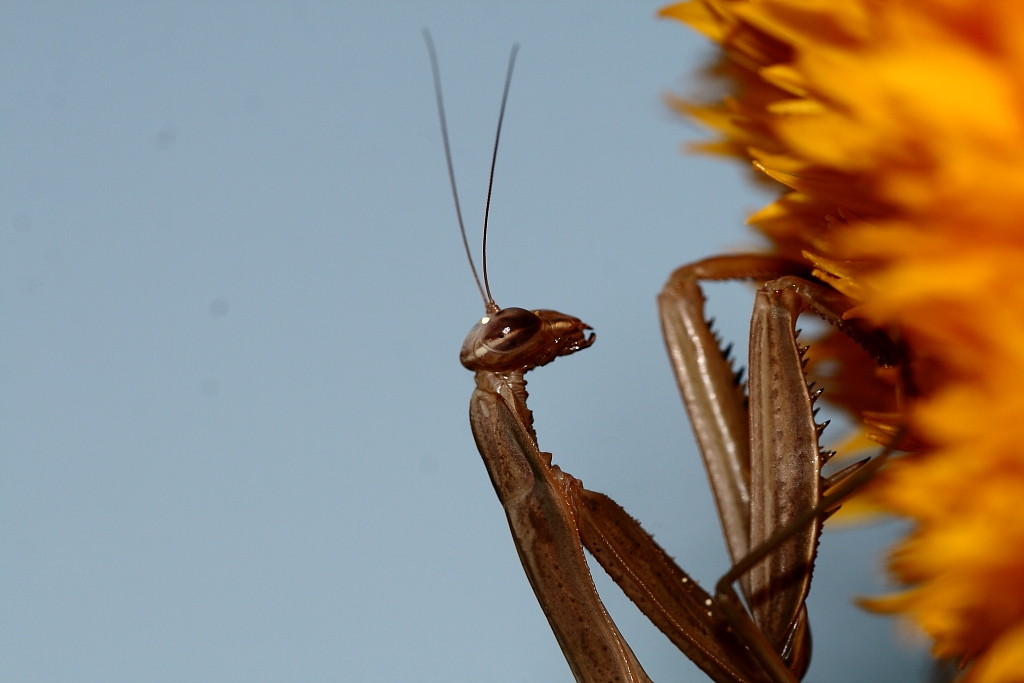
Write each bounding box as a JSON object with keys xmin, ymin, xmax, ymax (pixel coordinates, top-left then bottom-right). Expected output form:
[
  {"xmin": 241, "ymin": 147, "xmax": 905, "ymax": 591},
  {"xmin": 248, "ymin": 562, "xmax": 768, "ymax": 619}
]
[
  {"xmin": 481, "ymin": 43, "xmax": 519, "ymax": 308},
  {"xmin": 423, "ymin": 29, "xmax": 490, "ymax": 310}
]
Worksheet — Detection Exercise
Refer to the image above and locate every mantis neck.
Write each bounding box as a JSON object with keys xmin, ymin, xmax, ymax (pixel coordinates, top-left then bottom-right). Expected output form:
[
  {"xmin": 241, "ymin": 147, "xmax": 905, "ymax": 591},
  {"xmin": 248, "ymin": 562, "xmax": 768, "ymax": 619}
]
[{"xmin": 474, "ymin": 369, "xmax": 537, "ymax": 447}]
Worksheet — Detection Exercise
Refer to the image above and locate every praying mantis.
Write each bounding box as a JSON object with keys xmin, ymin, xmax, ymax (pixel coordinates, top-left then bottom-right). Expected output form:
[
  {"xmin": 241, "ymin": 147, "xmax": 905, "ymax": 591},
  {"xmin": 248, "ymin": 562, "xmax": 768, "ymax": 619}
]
[{"xmin": 427, "ymin": 34, "xmax": 902, "ymax": 683}]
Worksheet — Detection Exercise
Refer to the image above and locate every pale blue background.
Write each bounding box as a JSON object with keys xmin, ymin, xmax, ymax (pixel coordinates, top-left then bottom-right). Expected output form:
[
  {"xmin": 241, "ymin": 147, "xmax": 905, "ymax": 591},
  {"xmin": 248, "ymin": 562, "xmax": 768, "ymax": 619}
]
[{"xmin": 2, "ymin": 3, "xmax": 928, "ymax": 682}]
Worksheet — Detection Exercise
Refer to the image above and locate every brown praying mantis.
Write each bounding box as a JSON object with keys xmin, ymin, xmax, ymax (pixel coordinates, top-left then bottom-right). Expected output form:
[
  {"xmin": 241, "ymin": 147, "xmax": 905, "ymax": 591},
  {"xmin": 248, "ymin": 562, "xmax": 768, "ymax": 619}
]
[{"xmin": 426, "ymin": 33, "xmax": 903, "ymax": 683}]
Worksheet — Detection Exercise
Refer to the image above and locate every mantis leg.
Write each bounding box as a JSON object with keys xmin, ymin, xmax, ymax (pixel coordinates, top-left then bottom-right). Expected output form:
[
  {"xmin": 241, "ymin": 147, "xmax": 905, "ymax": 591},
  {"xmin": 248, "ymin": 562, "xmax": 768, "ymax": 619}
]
[
  {"xmin": 747, "ymin": 274, "xmax": 901, "ymax": 672},
  {"xmin": 657, "ymin": 256, "xmax": 812, "ymax": 566},
  {"xmin": 714, "ymin": 432, "xmax": 901, "ymax": 683},
  {"xmin": 472, "ymin": 365, "xmax": 777, "ymax": 683},
  {"xmin": 576, "ymin": 487, "xmax": 771, "ymax": 683},
  {"xmin": 658, "ymin": 257, "xmax": 899, "ymax": 677},
  {"xmin": 469, "ymin": 373, "xmax": 654, "ymax": 683},
  {"xmin": 745, "ymin": 280, "xmax": 819, "ymax": 675}
]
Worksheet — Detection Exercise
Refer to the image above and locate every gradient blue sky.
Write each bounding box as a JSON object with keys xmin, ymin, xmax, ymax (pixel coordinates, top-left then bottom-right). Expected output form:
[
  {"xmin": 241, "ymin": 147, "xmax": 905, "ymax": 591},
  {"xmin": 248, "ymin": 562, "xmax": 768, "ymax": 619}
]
[{"xmin": 2, "ymin": 3, "xmax": 929, "ymax": 682}]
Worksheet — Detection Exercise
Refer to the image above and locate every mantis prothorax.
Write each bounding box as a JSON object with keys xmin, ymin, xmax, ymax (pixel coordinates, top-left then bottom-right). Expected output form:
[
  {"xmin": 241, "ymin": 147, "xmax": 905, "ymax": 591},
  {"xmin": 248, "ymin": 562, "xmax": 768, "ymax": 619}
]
[{"xmin": 426, "ymin": 32, "xmax": 902, "ymax": 683}]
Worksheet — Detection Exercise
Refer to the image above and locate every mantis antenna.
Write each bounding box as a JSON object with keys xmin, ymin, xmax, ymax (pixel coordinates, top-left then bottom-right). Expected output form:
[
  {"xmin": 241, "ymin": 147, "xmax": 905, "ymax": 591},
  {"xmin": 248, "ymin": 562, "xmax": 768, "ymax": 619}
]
[
  {"xmin": 424, "ymin": 29, "xmax": 519, "ymax": 315},
  {"xmin": 481, "ymin": 42, "xmax": 519, "ymax": 311}
]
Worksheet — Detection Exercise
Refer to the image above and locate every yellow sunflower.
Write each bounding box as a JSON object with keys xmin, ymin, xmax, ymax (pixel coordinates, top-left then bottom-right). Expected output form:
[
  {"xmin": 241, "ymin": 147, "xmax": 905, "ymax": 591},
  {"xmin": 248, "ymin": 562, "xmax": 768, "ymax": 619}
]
[{"xmin": 660, "ymin": 1, "xmax": 1024, "ymax": 681}]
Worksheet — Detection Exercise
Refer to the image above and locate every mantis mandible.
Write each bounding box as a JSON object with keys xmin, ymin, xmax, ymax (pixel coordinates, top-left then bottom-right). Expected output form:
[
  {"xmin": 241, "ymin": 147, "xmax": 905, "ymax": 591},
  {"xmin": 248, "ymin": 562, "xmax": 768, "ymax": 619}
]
[{"xmin": 426, "ymin": 33, "xmax": 902, "ymax": 683}]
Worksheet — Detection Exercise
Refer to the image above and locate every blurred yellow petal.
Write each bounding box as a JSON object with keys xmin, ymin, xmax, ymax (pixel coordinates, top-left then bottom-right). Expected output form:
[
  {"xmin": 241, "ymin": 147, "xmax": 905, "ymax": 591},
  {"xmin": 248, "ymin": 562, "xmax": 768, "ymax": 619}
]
[{"xmin": 659, "ymin": 1, "xmax": 727, "ymax": 42}]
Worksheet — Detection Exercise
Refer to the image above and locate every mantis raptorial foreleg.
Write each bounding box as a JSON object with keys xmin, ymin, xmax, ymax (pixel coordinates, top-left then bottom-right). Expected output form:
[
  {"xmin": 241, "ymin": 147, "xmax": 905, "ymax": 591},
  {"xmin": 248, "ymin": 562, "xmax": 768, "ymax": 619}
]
[
  {"xmin": 657, "ymin": 255, "xmax": 901, "ymax": 678},
  {"xmin": 466, "ymin": 348, "xmax": 651, "ymax": 683},
  {"xmin": 576, "ymin": 488, "xmax": 771, "ymax": 683},
  {"xmin": 713, "ymin": 428, "xmax": 901, "ymax": 683},
  {"xmin": 658, "ymin": 256, "xmax": 811, "ymax": 567}
]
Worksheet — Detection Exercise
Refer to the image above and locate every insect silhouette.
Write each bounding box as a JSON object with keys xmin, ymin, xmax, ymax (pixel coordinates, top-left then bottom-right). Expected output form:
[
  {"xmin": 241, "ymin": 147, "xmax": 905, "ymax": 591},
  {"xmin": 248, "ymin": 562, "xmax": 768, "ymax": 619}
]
[{"xmin": 425, "ymin": 31, "xmax": 902, "ymax": 683}]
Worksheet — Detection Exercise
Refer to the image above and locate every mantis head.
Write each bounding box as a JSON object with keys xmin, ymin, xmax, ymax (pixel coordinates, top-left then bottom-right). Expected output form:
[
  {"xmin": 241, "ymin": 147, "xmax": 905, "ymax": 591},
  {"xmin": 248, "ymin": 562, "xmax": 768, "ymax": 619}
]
[{"xmin": 460, "ymin": 307, "xmax": 594, "ymax": 373}]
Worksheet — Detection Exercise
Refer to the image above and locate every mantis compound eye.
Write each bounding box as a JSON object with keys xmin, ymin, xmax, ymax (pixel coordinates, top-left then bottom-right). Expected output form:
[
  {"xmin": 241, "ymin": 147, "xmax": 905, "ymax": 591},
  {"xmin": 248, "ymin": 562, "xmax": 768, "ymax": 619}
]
[
  {"xmin": 480, "ymin": 308, "xmax": 543, "ymax": 352},
  {"xmin": 461, "ymin": 308, "xmax": 544, "ymax": 371}
]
